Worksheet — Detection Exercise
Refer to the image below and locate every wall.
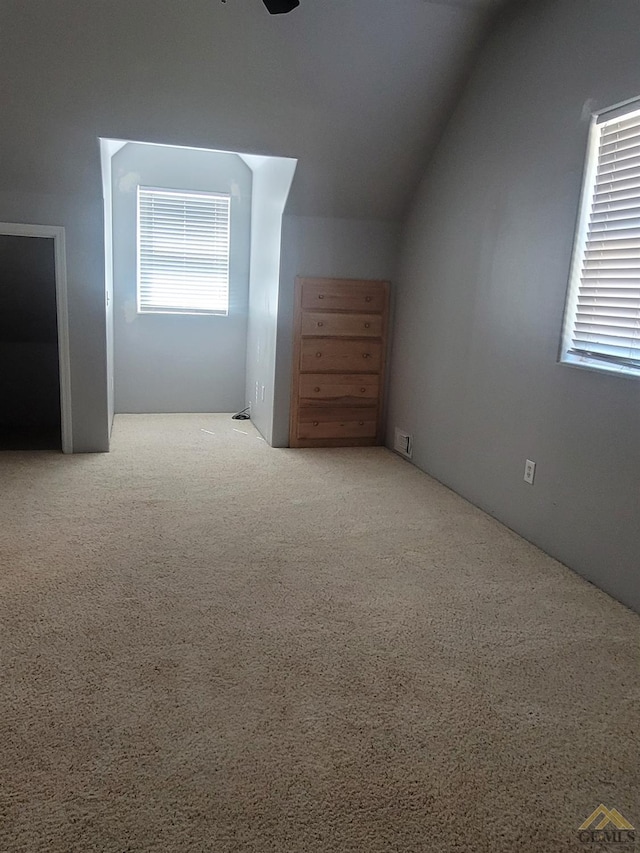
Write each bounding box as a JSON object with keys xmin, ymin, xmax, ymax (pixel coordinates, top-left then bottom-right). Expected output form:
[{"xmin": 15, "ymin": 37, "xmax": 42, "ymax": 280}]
[
  {"xmin": 111, "ymin": 143, "xmax": 251, "ymax": 414},
  {"xmin": 273, "ymin": 216, "xmax": 400, "ymax": 447},
  {"xmin": 0, "ymin": 193, "xmax": 108, "ymax": 452},
  {"xmin": 245, "ymin": 158, "xmax": 297, "ymax": 444},
  {"xmin": 387, "ymin": 0, "xmax": 640, "ymax": 611},
  {"xmin": 0, "ymin": 235, "xmax": 60, "ymax": 441},
  {"xmin": 100, "ymin": 139, "xmax": 127, "ymax": 436},
  {"xmin": 0, "ymin": 0, "xmax": 494, "ymax": 450}
]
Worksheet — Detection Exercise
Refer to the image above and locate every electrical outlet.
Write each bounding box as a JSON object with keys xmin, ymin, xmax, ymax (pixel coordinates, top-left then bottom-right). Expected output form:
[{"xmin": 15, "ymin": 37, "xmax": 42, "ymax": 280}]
[
  {"xmin": 524, "ymin": 459, "xmax": 536, "ymax": 485},
  {"xmin": 394, "ymin": 428, "xmax": 413, "ymax": 459}
]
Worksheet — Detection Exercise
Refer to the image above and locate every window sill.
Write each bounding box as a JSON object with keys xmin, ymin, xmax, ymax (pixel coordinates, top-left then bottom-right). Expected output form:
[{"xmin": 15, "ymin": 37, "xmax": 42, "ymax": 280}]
[
  {"xmin": 137, "ymin": 309, "xmax": 229, "ymax": 317},
  {"xmin": 559, "ymin": 353, "xmax": 640, "ymax": 381}
]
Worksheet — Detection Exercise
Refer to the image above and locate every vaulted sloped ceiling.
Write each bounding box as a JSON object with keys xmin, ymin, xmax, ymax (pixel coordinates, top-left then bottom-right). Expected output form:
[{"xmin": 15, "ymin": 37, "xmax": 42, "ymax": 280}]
[{"xmin": 0, "ymin": 0, "xmax": 507, "ymax": 219}]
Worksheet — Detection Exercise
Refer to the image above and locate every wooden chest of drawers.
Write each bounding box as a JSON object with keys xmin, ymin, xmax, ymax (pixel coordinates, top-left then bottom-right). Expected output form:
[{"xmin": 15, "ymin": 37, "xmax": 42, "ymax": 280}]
[{"xmin": 289, "ymin": 277, "xmax": 390, "ymax": 447}]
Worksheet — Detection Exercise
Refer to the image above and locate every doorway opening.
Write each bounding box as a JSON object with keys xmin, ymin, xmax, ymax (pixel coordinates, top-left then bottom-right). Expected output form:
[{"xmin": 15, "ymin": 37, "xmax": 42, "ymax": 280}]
[{"xmin": 0, "ymin": 224, "xmax": 72, "ymax": 452}]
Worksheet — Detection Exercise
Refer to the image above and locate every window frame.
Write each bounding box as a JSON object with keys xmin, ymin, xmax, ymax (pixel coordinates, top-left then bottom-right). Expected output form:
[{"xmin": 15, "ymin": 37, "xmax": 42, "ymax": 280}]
[
  {"xmin": 560, "ymin": 97, "xmax": 640, "ymax": 380},
  {"xmin": 136, "ymin": 185, "xmax": 231, "ymax": 317}
]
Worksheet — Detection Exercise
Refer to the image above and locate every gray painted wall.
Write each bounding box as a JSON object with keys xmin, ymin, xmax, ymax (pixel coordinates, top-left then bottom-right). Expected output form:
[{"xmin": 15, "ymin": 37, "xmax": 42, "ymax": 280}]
[
  {"xmin": 273, "ymin": 215, "xmax": 400, "ymax": 447},
  {"xmin": 112, "ymin": 143, "xmax": 251, "ymax": 414},
  {"xmin": 387, "ymin": 0, "xmax": 640, "ymax": 612},
  {"xmin": 0, "ymin": 0, "xmax": 492, "ymax": 219},
  {"xmin": 245, "ymin": 158, "xmax": 296, "ymax": 444},
  {"xmin": 0, "ymin": 235, "xmax": 60, "ymax": 432},
  {"xmin": 0, "ymin": 0, "xmax": 496, "ymax": 451},
  {"xmin": 0, "ymin": 193, "xmax": 107, "ymax": 451},
  {"xmin": 100, "ymin": 140, "xmax": 121, "ymax": 435}
]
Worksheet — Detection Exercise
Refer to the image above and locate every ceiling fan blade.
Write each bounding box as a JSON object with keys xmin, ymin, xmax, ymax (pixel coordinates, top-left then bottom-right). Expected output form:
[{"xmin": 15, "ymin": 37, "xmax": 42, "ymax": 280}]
[{"xmin": 262, "ymin": 0, "xmax": 300, "ymax": 13}]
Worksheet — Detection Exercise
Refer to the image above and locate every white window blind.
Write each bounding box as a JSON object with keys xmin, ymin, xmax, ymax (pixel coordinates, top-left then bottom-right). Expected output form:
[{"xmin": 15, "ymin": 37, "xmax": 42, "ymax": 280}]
[
  {"xmin": 562, "ymin": 103, "xmax": 640, "ymax": 376},
  {"xmin": 137, "ymin": 187, "xmax": 230, "ymax": 315}
]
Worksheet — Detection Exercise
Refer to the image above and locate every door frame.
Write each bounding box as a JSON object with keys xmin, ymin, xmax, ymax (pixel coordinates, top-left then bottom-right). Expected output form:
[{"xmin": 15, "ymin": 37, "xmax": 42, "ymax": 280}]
[{"xmin": 0, "ymin": 222, "xmax": 73, "ymax": 453}]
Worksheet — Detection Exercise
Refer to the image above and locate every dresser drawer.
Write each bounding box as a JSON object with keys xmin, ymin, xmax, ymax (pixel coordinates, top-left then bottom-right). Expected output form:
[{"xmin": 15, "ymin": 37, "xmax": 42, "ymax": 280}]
[
  {"xmin": 301, "ymin": 279, "xmax": 387, "ymax": 313},
  {"xmin": 301, "ymin": 312, "xmax": 382, "ymax": 338},
  {"xmin": 299, "ymin": 373, "xmax": 379, "ymax": 404},
  {"xmin": 297, "ymin": 407, "xmax": 378, "ymax": 440},
  {"xmin": 300, "ymin": 339, "xmax": 382, "ymax": 373}
]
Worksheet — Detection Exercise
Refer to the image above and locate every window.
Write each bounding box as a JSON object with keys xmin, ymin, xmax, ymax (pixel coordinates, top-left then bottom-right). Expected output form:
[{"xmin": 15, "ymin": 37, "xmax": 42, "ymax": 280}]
[
  {"xmin": 137, "ymin": 187, "xmax": 231, "ymax": 315},
  {"xmin": 561, "ymin": 101, "xmax": 640, "ymax": 378}
]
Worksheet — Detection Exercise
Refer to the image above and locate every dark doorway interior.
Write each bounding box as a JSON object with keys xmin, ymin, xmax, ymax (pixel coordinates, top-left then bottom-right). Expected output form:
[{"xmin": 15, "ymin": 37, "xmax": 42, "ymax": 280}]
[{"xmin": 0, "ymin": 235, "xmax": 61, "ymax": 451}]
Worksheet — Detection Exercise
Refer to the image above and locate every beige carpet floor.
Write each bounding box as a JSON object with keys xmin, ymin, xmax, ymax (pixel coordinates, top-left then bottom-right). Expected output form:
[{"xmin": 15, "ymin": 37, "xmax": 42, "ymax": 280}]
[{"xmin": 0, "ymin": 413, "xmax": 638, "ymax": 852}]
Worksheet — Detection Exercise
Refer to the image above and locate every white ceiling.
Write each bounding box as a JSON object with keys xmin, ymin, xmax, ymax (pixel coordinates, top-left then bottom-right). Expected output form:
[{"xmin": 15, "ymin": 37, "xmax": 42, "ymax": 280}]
[{"xmin": 0, "ymin": 0, "xmax": 511, "ymax": 219}]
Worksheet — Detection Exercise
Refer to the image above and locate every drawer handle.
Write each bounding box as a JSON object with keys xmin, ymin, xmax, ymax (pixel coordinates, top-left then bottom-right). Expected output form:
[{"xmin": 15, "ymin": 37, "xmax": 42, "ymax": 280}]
[
  {"xmin": 313, "ymin": 421, "xmax": 319, "ymax": 426},
  {"xmin": 314, "ymin": 386, "xmax": 321, "ymax": 392},
  {"xmin": 360, "ymin": 387, "xmax": 366, "ymax": 393},
  {"xmin": 359, "ymin": 421, "xmax": 364, "ymax": 426},
  {"xmin": 317, "ymin": 321, "xmax": 324, "ymax": 327},
  {"xmin": 316, "ymin": 352, "xmax": 322, "ymax": 358},
  {"xmin": 363, "ymin": 353, "xmax": 371, "ymax": 359},
  {"xmin": 364, "ymin": 322, "xmax": 370, "ymax": 329},
  {"xmin": 365, "ymin": 296, "xmax": 372, "ymax": 302},
  {"xmin": 318, "ymin": 294, "xmax": 324, "ymax": 300}
]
